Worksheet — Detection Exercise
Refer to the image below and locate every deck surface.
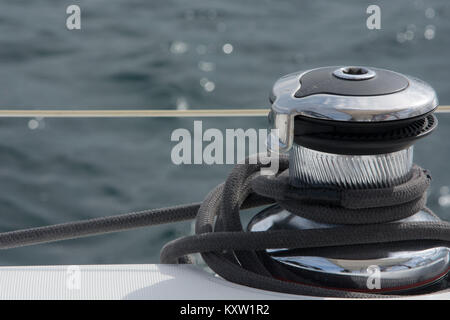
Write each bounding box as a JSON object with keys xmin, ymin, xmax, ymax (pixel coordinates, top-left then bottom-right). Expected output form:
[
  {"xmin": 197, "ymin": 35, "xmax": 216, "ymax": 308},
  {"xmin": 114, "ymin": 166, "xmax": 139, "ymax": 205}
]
[{"xmin": 0, "ymin": 264, "xmax": 448, "ymax": 299}]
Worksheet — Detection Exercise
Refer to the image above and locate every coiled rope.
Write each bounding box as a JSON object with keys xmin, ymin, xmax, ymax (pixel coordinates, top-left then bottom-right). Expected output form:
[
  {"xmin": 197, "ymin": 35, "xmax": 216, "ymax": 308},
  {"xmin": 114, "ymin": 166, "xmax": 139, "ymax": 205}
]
[{"xmin": 0, "ymin": 154, "xmax": 450, "ymax": 298}]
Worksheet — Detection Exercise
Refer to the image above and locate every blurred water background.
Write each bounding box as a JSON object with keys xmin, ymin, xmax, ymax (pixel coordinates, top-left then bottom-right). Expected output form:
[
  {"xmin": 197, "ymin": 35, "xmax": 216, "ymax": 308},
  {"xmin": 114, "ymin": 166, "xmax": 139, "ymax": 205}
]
[{"xmin": 0, "ymin": 0, "xmax": 449, "ymax": 265}]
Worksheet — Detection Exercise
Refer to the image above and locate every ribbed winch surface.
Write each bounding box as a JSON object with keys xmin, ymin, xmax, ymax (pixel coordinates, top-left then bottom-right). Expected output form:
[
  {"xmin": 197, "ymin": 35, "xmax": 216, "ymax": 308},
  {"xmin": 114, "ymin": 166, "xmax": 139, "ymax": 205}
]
[{"xmin": 289, "ymin": 144, "xmax": 414, "ymax": 189}]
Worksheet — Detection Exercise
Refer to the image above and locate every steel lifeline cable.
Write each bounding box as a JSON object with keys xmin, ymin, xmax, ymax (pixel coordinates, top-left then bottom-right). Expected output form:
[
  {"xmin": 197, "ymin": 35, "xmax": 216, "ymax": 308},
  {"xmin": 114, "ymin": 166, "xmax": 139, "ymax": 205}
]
[{"xmin": 0, "ymin": 66, "xmax": 449, "ymax": 298}]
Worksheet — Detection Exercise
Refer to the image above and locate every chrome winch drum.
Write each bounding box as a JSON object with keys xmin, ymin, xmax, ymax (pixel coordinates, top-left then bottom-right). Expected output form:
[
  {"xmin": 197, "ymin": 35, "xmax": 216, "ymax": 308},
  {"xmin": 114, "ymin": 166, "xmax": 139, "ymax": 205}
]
[{"xmin": 248, "ymin": 66, "xmax": 448, "ymax": 293}]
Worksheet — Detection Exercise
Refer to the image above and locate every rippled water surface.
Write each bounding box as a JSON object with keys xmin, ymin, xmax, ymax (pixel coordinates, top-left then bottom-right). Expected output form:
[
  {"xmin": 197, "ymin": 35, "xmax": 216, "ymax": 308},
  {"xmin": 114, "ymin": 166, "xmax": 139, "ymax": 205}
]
[{"xmin": 0, "ymin": 0, "xmax": 449, "ymax": 265}]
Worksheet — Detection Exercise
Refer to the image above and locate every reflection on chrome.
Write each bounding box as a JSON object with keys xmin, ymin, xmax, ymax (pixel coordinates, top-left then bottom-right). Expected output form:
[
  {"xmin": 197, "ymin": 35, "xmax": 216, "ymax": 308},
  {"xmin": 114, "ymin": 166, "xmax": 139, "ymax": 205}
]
[{"xmin": 248, "ymin": 206, "xmax": 450, "ymax": 292}]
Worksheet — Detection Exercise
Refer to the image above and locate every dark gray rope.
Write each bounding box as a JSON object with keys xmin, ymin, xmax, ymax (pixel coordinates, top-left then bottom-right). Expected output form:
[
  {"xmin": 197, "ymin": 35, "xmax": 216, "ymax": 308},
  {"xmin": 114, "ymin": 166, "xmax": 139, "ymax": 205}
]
[
  {"xmin": 251, "ymin": 165, "xmax": 431, "ymax": 224},
  {"xmin": 0, "ymin": 155, "xmax": 448, "ymax": 298},
  {"xmin": 0, "ymin": 204, "xmax": 200, "ymax": 249},
  {"xmin": 0, "ymin": 195, "xmax": 272, "ymax": 249},
  {"xmin": 159, "ymin": 155, "xmax": 450, "ymax": 298}
]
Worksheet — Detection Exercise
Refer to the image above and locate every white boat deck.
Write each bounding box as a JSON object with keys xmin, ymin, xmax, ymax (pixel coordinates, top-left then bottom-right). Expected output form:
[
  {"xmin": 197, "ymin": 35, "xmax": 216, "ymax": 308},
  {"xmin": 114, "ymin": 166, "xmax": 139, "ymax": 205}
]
[{"xmin": 0, "ymin": 264, "xmax": 448, "ymax": 300}]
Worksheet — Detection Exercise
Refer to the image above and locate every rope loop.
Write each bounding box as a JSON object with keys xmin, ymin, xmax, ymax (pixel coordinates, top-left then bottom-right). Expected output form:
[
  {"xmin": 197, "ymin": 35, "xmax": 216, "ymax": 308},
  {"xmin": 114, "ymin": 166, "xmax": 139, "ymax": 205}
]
[
  {"xmin": 251, "ymin": 165, "xmax": 431, "ymax": 225},
  {"xmin": 161, "ymin": 157, "xmax": 450, "ymax": 298},
  {"xmin": 0, "ymin": 154, "xmax": 448, "ymax": 298}
]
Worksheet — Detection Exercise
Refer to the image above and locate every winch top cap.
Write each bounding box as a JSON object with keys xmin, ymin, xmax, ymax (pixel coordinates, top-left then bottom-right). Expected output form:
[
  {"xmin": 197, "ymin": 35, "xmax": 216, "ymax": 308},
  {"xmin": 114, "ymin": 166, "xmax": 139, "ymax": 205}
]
[
  {"xmin": 268, "ymin": 66, "xmax": 439, "ymax": 152},
  {"xmin": 270, "ymin": 66, "xmax": 438, "ymax": 122},
  {"xmin": 294, "ymin": 66, "xmax": 408, "ymax": 98}
]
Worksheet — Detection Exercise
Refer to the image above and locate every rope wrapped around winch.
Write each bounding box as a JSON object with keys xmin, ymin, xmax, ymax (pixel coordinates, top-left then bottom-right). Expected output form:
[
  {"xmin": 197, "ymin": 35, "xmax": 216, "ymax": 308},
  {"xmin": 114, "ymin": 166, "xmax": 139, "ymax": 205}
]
[
  {"xmin": 0, "ymin": 154, "xmax": 449, "ymax": 298},
  {"xmin": 160, "ymin": 154, "xmax": 450, "ymax": 298}
]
